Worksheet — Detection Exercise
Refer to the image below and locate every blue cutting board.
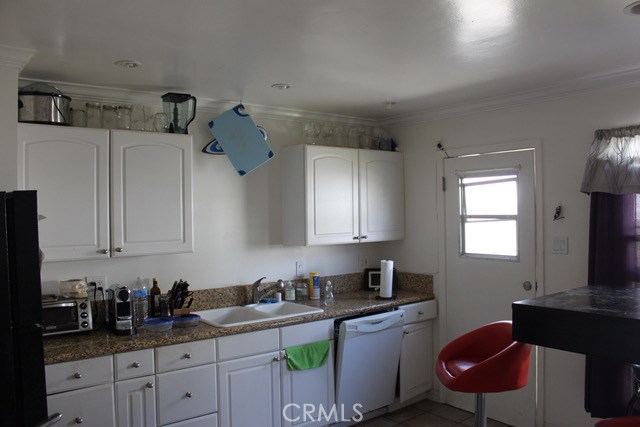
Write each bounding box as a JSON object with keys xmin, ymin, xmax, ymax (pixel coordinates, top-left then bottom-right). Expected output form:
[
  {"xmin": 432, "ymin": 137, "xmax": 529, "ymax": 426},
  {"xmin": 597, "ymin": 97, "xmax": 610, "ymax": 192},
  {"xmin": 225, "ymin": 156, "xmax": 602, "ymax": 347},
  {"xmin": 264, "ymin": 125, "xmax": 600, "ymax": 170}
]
[{"xmin": 208, "ymin": 105, "xmax": 274, "ymax": 176}]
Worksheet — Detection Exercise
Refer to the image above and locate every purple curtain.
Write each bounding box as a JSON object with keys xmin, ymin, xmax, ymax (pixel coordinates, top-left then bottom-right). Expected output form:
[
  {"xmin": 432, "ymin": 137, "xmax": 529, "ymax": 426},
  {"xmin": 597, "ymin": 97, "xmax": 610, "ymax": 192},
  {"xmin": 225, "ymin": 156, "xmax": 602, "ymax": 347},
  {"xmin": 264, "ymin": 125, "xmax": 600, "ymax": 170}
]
[{"xmin": 585, "ymin": 192, "xmax": 639, "ymax": 417}]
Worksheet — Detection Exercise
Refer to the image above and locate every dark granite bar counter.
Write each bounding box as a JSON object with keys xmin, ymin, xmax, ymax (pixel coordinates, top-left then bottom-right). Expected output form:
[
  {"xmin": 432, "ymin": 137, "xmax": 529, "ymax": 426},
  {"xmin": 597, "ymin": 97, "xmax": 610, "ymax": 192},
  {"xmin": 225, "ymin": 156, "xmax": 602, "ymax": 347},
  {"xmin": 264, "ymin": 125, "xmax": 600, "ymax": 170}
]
[
  {"xmin": 44, "ymin": 290, "xmax": 433, "ymax": 365},
  {"xmin": 512, "ymin": 285, "xmax": 640, "ymax": 363}
]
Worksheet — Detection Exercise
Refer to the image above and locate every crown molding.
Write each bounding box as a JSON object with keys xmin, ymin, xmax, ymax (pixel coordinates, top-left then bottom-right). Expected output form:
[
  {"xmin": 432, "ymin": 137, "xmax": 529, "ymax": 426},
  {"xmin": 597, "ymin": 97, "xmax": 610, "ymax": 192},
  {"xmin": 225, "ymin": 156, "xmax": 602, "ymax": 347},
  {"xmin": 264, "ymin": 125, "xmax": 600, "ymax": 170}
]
[
  {"xmin": 0, "ymin": 45, "xmax": 34, "ymax": 71},
  {"xmin": 381, "ymin": 65, "xmax": 640, "ymax": 127},
  {"xmin": 18, "ymin": 78, "xmax": 377, "ymax": 126}
]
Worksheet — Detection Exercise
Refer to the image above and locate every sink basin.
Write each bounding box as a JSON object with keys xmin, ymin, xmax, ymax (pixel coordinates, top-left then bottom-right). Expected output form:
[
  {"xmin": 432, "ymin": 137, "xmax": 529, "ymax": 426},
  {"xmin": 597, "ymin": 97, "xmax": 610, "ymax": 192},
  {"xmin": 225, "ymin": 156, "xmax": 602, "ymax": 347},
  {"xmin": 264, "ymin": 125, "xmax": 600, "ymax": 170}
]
[
  {"xmin": 195, "ymin": 306, "xmax": 277, "ymax": 328},
  {"xmin": 194, "ymin": 302, "xmax": 324, "ymax": 328},
  {"xmin": 247, "ymin": 302, "xmax": 324, "ymax": 317}
]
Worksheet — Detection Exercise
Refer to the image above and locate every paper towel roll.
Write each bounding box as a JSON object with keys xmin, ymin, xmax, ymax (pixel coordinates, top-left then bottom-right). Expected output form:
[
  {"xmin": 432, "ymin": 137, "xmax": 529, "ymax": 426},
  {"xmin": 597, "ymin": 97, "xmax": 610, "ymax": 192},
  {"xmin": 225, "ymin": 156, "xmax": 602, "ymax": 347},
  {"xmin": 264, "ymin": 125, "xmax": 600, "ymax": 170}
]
[{"xmin": 379, "ymin": 260, "xmax": 394, "ymax": 298}]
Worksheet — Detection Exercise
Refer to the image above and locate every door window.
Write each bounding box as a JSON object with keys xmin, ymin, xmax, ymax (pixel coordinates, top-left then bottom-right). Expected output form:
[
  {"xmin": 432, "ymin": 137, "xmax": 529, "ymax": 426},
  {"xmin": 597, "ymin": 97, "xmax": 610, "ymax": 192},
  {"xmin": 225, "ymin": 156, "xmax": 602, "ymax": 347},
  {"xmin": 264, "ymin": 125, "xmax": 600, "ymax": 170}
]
[{"xmin": 458, "ymin": 171, "xmax": 519, "ymax": 260}]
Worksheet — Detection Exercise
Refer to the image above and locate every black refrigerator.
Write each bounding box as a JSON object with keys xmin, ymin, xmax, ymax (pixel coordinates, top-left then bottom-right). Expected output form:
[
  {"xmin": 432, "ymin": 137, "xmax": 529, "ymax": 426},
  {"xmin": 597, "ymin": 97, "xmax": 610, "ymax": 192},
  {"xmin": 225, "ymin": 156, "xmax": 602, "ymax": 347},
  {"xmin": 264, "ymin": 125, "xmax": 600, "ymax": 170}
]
[{"xmin": 0, "ymin": 191, "xmax": 49, "ymax": 426}]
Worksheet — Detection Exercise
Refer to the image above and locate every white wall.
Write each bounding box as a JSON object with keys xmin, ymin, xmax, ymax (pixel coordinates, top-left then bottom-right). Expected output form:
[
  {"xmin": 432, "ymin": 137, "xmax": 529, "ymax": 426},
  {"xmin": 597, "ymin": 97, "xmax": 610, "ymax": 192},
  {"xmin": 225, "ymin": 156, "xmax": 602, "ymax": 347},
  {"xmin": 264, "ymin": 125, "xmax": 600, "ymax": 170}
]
[
  {"xmin": 0, "ymin": 65, "xmax": 19, "ymax": 191},
  {"xmin": 388, "ymin": 85, "xmax": 640, "ymax": 426}
]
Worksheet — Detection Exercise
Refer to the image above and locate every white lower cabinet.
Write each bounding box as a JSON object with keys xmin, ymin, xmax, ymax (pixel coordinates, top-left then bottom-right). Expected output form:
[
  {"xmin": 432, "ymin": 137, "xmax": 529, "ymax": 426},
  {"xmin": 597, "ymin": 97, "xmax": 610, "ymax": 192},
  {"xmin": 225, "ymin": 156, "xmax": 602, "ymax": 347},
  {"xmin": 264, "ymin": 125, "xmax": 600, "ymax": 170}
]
[
  {"xmin": 47, "ymin": 383, "xmax": 116, "ymax": 427},
  {"xmin": 218, "ymin": 351, "xmax": 282, "ymax": 427},
  {"xmin": 398, "ymin": 301, "xmax": 437, "ymax": 402},
  {"xmin": 115, "ymin": 375, "xmax": 157, "ymax": 427},
  {"xmin": 156, "ymin": 364, "xmax": 217, "ymax": 426},
  {"xmin": 280, "ymin": 320, "xmax": 335, "ymax": 427}
]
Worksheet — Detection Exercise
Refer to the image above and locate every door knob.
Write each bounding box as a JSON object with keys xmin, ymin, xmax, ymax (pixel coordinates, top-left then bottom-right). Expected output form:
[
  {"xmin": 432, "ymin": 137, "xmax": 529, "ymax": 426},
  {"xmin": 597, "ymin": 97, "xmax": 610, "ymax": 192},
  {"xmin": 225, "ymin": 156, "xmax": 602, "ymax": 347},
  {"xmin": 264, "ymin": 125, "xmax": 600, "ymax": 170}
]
[{"xmin": 522, "ymin": 281, "xmax": 533, "ymax": 291}]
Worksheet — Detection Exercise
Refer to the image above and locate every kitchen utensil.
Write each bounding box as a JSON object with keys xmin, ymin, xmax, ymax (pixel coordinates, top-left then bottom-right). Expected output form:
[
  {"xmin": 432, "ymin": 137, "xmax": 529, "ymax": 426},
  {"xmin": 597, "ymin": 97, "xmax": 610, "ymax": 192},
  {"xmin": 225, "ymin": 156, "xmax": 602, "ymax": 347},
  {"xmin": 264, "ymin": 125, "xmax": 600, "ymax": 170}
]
[
  {"xmin": 161, "ymin": 92, "xmax": 197, "ymax": 134},
  {"xmin": 143, "ymin": 317, "xmax": 174, "ymax": 331},
  {"xmin": 18, "ymin": 82, "xmax": 71, "ymax": 125}
]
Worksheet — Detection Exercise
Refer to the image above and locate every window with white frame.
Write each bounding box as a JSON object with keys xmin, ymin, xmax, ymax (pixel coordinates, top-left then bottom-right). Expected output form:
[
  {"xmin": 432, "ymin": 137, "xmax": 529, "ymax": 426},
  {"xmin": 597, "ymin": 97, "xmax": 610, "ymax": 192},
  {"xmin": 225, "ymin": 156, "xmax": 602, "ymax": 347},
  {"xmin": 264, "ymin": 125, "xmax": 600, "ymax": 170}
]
[{"xmin": 458, "ymin": 171, "xmax": 519, "ymax": 260}]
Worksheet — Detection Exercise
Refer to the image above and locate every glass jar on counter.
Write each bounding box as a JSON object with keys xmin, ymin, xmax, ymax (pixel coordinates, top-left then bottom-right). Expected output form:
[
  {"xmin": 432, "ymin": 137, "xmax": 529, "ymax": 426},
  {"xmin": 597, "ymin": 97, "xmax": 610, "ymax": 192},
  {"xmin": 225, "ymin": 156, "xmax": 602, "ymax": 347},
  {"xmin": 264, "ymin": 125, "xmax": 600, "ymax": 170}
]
[
  {"xmin": 102, "ymin": 105, "xmax": 119, "ymax": 129},
  {"xmin": 295, "ymin": 282, "xmax": 308, "ymax": 300}
]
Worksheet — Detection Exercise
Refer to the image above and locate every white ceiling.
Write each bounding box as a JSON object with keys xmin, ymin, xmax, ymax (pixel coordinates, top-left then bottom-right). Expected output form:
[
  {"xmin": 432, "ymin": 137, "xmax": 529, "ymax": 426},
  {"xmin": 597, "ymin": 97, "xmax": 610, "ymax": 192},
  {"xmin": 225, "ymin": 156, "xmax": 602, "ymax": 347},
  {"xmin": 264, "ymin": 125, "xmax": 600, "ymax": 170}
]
[{"xmin": 2, "ymin": 0, "xmax": 640, "ymax": 121}]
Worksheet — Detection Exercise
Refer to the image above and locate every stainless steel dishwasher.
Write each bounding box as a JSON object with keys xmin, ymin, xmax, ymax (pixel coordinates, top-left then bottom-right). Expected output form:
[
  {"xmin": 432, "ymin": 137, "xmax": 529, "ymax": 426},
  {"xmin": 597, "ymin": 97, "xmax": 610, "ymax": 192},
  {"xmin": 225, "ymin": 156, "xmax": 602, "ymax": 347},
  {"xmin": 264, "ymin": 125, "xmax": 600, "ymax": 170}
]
[{"xmin": 334, "ymin": 309, "xmax": 405, "ymax": 420}]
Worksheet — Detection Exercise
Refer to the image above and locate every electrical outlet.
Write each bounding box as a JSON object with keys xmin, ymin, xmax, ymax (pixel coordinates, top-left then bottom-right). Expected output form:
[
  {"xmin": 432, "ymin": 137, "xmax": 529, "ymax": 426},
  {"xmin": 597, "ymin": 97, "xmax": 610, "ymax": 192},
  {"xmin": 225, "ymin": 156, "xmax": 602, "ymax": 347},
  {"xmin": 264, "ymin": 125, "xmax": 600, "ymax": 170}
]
[
  {"xmin": 86, "ymin": 275, "xmax": 107, "ymax": 300},
  {"xmin": 359, "ymin": 257, "xmax": 369, "ymax": 269},
  {"xmin": 295, "ymin": 261, "xmax": 305, "ymax": 277}
]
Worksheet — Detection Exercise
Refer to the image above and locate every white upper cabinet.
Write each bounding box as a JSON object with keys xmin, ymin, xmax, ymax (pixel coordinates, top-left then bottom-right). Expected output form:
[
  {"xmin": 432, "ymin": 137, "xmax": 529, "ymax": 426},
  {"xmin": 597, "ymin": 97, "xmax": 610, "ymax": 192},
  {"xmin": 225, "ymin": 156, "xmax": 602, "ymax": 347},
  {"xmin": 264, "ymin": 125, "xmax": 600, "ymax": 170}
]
[
  {"xmin": 18, "ymin": 124, "xmax": 111, "ymax": 261},
  {"xmin": 111, "ymin": 130, "xmax": 193, "ymax": 257},
  {"xmin": 18, "ymin": 124, "xmax": 193, "ymax": 261},
  {"xmin": 282, "ymin": 145, "xmax": 404, "ymax": 246}
]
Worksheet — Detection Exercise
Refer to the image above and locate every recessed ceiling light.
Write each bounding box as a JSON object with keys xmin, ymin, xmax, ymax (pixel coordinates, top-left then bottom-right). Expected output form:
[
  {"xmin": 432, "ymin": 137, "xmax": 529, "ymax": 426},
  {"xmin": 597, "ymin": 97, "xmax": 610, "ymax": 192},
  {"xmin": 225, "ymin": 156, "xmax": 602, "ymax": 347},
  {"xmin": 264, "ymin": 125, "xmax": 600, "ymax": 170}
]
[
  {"xmin": 271, "ymin": 83, "xmax": 292, "ymax": 90},
  {"xmin": 114, "ymin": 60, "xmax": 142, "ymax": 69},
  {"xmin": 624, "ymin": 1, "xmax": 640, "ymax": 15}
]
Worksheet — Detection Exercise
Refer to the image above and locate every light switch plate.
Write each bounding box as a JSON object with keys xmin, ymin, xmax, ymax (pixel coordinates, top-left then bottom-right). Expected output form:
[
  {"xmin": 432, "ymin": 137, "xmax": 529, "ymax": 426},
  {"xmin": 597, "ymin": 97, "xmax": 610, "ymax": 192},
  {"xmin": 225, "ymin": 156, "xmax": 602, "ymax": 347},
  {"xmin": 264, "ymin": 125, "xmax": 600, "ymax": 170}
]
[{"xmin": 552, "ymin": 237, "xmax": 568, "ymax": 255}]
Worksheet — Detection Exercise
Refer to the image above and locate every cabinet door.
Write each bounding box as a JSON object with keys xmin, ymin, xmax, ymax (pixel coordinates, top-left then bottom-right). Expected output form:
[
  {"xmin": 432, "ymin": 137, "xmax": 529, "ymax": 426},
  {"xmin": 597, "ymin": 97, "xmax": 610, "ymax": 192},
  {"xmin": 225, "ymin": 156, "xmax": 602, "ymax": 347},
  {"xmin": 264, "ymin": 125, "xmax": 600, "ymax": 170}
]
[
  {"xmin": 18, "ymin": 124, "xmax": 110, "ymax": 261},
  {"xmin": 359, "ymin": 150, "xmax": 404, "ymax": 242},
  {"xmin": 115, "ymin": 375, "xmax": 156, "ymax": 427},
  {"xmin": 399, "ymin": 321, "xmax": 434, "ymax": 402},
  {"xmin": 111, "ymin": 131, "xmax": 193, "ymax": 257},
  {"xmin": 218, "ymin": 351, "xmax": 281, "ymax": 427},
  {"xmin": 47, "ymin": 383, "xmax": 116, "ymax": 427},
  {"xmin": 305, "ymin": 146, "xmax": 359, "ymax": 245},
  {"xmin": 281, "ymin": 343, "xmax": 335, "ymax": 427}
]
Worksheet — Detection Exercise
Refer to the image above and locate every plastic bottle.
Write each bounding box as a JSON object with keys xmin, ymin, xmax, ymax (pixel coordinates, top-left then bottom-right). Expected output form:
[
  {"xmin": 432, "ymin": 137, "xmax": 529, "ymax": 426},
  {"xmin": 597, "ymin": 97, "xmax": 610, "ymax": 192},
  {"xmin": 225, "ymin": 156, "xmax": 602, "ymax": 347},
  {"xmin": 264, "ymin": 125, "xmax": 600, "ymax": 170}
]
[
  {"xmin": 308, "ymin": 272, "xmax": 321, "ymax": 300},
  {"xmin": 149, "ymin": 277, "xmax": 161, "ymax": 317},
  {"xmin": 324, "ymin": 280, "xmax": 334, "ymax": 301},
  {"xmin": 285, "ymin": 281, "xmax": 296, "ymax": 301},
  {"xmin": 132, "ymin": 277, "xmax": 148, "ymax": 328}
]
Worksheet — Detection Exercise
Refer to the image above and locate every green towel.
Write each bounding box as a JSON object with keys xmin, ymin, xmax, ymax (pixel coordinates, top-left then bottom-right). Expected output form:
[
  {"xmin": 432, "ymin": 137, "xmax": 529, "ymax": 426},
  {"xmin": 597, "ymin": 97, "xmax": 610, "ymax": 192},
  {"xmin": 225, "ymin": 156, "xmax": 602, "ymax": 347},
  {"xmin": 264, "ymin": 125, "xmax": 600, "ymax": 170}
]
[{"xmin": 285, "ymin": 340, "xmax": 330, "ymax": 371}]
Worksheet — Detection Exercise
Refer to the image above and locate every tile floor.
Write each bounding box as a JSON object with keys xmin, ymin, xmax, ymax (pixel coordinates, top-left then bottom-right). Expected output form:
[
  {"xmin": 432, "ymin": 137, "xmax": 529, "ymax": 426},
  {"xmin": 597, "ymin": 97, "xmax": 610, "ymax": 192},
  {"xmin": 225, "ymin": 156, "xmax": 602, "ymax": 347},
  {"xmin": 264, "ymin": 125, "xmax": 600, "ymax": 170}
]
[{"xmin": 359, "ymin": 399, "xmax": 512, "ymax": 427}]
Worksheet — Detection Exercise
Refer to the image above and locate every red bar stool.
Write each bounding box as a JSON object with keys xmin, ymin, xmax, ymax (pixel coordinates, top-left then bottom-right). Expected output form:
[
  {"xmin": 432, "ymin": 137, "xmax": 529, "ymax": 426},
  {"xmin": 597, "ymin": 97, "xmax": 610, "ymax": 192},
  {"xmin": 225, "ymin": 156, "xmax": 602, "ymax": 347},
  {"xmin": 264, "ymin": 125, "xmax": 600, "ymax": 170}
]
[
  {"xmin": 436, "ymin": 320, "xmax": 532, "ymax": 427},
  {"xmin": 595, "ymin": 417, "xmax": 640, "ymax": 426}
]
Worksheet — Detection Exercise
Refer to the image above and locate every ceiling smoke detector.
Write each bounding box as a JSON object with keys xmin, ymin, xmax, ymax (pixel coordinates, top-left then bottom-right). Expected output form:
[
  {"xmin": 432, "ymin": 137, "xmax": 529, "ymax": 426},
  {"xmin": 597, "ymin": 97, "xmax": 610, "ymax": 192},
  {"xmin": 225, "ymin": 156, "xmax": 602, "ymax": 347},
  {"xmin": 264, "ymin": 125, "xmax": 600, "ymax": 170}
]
[
  {"xmin": 271, "ymin": 83, "xmax": 292, "ymax": 90},
  {"xmin": 624, "ymin": 1, "xmax": 640, "ymax": 15},
  {"xmin": 383, "ymin": 101, "xmax": 397, "ymax": 110},
  {"xmin": 114, "ymin": 60, "xmax": 142, "ymax": 69}
]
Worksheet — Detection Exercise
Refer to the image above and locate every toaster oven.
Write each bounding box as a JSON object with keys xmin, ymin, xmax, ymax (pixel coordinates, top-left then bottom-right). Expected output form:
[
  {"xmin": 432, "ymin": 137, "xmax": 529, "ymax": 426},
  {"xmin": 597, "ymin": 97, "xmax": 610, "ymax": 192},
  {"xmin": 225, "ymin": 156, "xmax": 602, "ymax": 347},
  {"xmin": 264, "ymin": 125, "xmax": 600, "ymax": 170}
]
[{"xmin": 41, "ymin": 295, "xmax": 93, "ymax": 336}]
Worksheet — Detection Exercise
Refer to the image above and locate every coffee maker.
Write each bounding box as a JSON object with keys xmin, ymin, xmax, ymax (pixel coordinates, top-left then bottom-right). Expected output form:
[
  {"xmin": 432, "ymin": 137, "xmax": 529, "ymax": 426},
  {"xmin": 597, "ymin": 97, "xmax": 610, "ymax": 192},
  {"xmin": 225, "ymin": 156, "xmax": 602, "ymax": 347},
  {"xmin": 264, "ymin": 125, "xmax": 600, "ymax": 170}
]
[{"xmin": 106, "ymin": 285, "xmax": 134, "ymax": 335}]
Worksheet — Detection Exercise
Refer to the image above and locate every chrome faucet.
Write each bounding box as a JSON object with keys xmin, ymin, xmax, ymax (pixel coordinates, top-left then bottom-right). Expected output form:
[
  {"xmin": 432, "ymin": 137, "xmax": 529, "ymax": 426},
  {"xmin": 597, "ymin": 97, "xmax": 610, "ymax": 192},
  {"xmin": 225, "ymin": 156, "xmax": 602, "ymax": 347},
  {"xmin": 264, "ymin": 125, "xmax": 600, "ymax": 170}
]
[{"xmin": 252, "ymin": 277, "xmax": 285, "ymax": 304}]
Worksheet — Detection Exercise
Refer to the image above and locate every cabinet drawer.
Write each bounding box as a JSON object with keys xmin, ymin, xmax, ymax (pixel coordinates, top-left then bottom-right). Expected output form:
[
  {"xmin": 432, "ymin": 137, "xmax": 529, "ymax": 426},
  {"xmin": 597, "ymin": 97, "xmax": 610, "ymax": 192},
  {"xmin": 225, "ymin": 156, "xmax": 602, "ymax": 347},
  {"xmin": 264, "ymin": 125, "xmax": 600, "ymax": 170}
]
[
  {"xmin": 217, "ymin": 328, "xmax": 279, "ymax": 361},
  {"xmin": 156, "ymin": 339, "xmax": 215, "ymax": 373},
  {"xmin": 281, "ymin": 319, "xmax": 334, "ymax": 348},
  {"xmin": 47, "ymin": 383, "xmax": 115, "ymax": 427},
  {"xmin": 164, "ymin": 413, "xmax": 218, "ymax": 427},
  {"xmin": 156, "ymin": 364, "xmax": 217, "ymax": 426},
  {"xmin": 45, "ymin": 355, "xmax": 113, "ymax": 394},
  {"xmin": 400, "ymin": 300, "xmax": 437, "ymax": 324},
  {"xmin": 115, "ymin": 349, "xmax": 155, "ymax": 380}
]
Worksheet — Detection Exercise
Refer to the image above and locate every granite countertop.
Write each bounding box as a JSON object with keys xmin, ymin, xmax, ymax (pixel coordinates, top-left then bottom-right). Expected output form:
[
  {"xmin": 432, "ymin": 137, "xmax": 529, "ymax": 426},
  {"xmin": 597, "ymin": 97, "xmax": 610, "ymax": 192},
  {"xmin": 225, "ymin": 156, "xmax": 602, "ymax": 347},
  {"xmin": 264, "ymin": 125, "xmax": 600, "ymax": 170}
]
[
  {"xmin": 44, "ymin": 290, "xmax": 433, "ymax": 365},
  {"xmin": 512, "ymin": 285, "xmax": 640, "ymax": 363}
]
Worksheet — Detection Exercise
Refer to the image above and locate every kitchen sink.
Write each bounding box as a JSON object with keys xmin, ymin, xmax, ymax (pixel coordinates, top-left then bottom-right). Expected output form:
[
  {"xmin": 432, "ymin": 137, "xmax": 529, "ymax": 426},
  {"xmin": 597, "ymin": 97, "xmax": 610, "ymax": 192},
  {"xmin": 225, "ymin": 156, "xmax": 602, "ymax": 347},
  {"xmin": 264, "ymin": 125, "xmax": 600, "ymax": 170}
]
[
  {"xmin": 247, "ymin": 302, "xmax": 324, "ymax": 317},
  {"xmin": 194, "ymin": 302, "xmax": 324, "ymax": 328}
]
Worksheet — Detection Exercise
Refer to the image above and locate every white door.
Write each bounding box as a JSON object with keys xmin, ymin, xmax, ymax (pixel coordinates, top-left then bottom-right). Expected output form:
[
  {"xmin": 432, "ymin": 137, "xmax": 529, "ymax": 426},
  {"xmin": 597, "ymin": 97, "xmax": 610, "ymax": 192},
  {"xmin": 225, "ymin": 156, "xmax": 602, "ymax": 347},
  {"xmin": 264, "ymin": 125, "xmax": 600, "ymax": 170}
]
[
  {"xmin": 443, "ymin": 149, "xmax": 537, "ymax": 426},
  {"xmin": 18, "ymin": 124, "xmax": 110, "ymax": 261},
  {"xmin": 111, "ymin": 130, "xmax": 193, "ymax": 257},
  {"xmin": 218, "ymin": 351, "xmax": 282, "ymax": 427},
  {"xmin": 359, "ymin": 150, "xmax": 404, "ymax": 242},
  {"xmin": 305, "ymin": 146, "xmax": 359, "ymax": 245},
  {"xmin": 115, "ymin": 375, "xmax": 156, "ymax": 427}
]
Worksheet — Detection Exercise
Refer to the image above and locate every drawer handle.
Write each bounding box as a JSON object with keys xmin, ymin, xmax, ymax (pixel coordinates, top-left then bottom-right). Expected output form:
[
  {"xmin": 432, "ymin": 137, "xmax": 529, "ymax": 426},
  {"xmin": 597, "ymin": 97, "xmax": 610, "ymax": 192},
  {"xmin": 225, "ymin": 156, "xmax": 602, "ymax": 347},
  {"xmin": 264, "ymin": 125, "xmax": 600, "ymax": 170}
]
[
  {"xmin": 361, "ymin": 235, "xmax": 368, "ymax": 240},
  {"xmin": 97, "ymin": 249, "xmax": 108, "ymax": 254},
  {"xmin": 418, "ymin": 311, "xmax": 424, "ymax": 315},
  {"xmin": 75, "ymin": 417, "xmax": 84, "ymax": 424},
  {"xmin": 185, "ymin": 391, "xmax": 194, "ymax": 398},
  {"xmin": 272, "ymin": 356, "xmax": 280, "ymax": 362},
  {"xmin": 73, "ymin": 372, "xmax": 82, "ymax": 379},
  {"xmin": 146, "ymin": 382, "xmax": 154, "ymax": 389},
  {"xmin": 115, "ymin": 247, "xmax": 124, "ymax": 253},
  {"xmin": 132, "ymin": 362, "xmax": 140, "ymax": 368},
  {"xmin": 183, "ymin": 353, "xmax": 192, "ymax": 359},
  {"xmin": 352, "ymin": 236, "xmax": 359, "ymax": 240},
  {"xmin": 403, "ymin": 331, "xmax": 410, "ymax": 335}
]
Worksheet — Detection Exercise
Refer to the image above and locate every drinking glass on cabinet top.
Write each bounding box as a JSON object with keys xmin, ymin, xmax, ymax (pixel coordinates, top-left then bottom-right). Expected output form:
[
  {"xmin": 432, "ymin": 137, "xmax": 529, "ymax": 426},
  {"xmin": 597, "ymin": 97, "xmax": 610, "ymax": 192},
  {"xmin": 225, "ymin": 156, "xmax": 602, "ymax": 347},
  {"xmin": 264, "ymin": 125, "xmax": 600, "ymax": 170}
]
[
  {"xmin": 85, "ymin": 102, "xmax": 101, "ymax": 128},
  {"xmin": 321, "ymin": 123, "xmax": 335, "ymax": 144},
  {"xmin": 303, "ymin": 122, "xmax": 321, "ymax": 145},
  {"xmin": 153, "ymin": 112, "xmax": 169, "ymax": 132}
]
